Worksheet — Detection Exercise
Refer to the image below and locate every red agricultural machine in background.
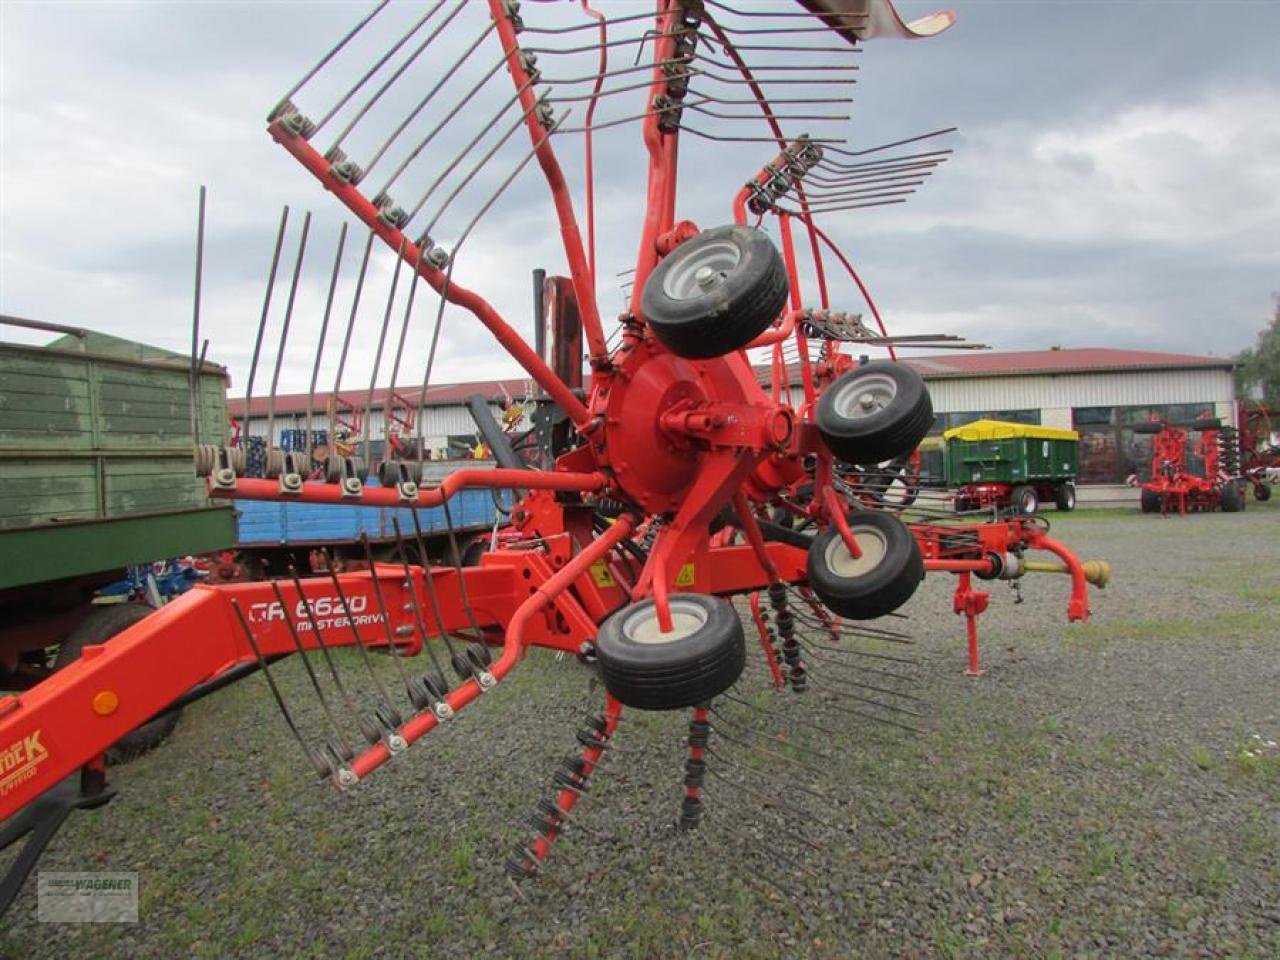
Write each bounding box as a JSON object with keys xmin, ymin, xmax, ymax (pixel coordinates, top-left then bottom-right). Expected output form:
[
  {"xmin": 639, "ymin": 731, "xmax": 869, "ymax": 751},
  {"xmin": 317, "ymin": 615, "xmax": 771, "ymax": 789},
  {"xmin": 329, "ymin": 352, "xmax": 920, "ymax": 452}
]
[
  {"xmin": 1134, "ymin": 416, "xmax": 1246, "ymax": 515},
  {"xmin": 1236, "ymin": 401, "xmax": 1278, "ymax": 502},
  {"xmin": 0, "ymin": 0, "xmax": 1107, "ymax": 918}
]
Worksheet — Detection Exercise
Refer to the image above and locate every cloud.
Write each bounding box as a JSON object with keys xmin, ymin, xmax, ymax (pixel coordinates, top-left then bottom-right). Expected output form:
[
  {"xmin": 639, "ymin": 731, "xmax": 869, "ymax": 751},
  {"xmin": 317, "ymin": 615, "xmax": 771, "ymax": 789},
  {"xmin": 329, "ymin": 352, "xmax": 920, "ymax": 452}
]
[{"xmin": 2, "ymin": 0, "xmax": 1277, "ymax": 397}]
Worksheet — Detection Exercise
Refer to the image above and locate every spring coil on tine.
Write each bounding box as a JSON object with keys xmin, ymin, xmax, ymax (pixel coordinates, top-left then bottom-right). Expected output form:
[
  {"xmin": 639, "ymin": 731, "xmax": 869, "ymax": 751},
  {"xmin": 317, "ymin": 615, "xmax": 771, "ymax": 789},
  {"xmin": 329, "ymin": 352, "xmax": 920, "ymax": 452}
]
[
  {"xmin": 768, "ymin": 584, "xmax": 806, "ymax": 692},
  {"xmin": 507, "ymin": 712, "xmax": 610, "ymax": 879}
]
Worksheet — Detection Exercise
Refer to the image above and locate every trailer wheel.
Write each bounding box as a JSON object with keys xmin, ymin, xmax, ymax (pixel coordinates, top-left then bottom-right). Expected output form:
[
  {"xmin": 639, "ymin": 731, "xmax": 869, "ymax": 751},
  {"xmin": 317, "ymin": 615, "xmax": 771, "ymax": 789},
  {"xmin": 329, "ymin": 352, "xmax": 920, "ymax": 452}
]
[
  {"xmin": 1256, "ymin": 483, "xmax": 1272, "ymax": 502},
  {"xmin": 806, "ymin": 511, "xmax": 924, "ymax": 620},
  {"xmin": 1139, "ymin": 489, "xmax": 1161, "ymax": 514},
  {"xmin": 1054, "ymin": 482, "xmax": 1077, "ymax": 512},
  {"xmin": 1219, "ymin": 481, "xmax": 1244, "ymax": 513},
  {"xmin": 815, "ymin": 362, "xmax": 933, "ymax": 466},
  {"xmin": 595, "ymin": 594, "xmax": 745, "ymax": 710},
  {"xmin": 640, "ymin": 225, "xmax": 789, "ymax": 359},
  {"xmin": 1011, "ymin": 485, "xmax": 1039, "ymax": 515},
  {"xmin": 54, "ymin": 604, "xmax": 181, "ymax": 762}
]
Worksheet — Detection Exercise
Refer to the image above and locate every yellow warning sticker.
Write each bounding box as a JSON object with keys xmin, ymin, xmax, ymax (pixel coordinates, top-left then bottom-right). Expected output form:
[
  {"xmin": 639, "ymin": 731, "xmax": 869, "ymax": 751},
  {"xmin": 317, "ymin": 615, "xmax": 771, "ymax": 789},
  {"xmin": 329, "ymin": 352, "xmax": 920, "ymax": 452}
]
[
  {"xmin": 589, "ymin": 561, "xmax": 616, "ymax": 587},
  {"xmin": 675, "ymin": 563, "xmax": 696, "ymax": 587},
  {"xmin": 0, "ymin": 729, "xmax": 48, "ymax": 797}
]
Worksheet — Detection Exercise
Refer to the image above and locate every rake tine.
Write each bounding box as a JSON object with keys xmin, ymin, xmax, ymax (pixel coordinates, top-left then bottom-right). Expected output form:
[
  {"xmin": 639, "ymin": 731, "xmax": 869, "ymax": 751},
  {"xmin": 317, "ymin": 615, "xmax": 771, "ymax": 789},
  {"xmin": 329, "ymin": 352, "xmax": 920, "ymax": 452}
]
[
  {"xmin": 433, "ymin": 111, "xmax": 571, "ymax": 270},
  {"xmin": 407, "ymin": 506, "xmax": 466, "ymax": 661},
  {"xmin": 696, "ymin": 49, "xmax": 859, "ymax": 74},
  {"xmin": 686, "ymin": 803, "xmax": 825, "ymax": 899},
  {"xmin": 304, "ymin": 223, "xmax": 349, "ymax": 464},
  {"xmin": 791, "ymin": 643, "xmax": 923, "ymax": 701},
  {"xmin": 722, "ymin": 688, "xmax": 849, "ymax": 743},
  {"xmin": 329, "ymin": 231, "xmax": 376, "ymax": 459},
  {"xmin": 311, "ymin": 4, "xmax": 443, "ymax": 139},
  {"xmin": 439, "ymin": 497, "xmax": 489, "ymax": 651},
  {"xmin": 405, "ymin": 80, "xmax": 533, "ymax": 226},
  {"xmin": 785, "ymin": 614, "xmax": 916, "ymax": 653},
  {"xmin": 324, "ymin": 0, "xmax": 460, "ymax": 156},
  {"xmin": 412, "ymin": 81, "xmax": 546, "ymax": 236},
  {"xmin": 188, "ymin": 185, "xmax": 206, "ymax": 447},
  {"xmin": 322, "ymin": 549, "xmax": 402, "ymax": 728},
  {"xmin": 372, "ymin": 52, "xmax": 510, "ymax": 203},
  {"xmin": 678, "ymin": 126, "xmax": 847, "ymax": 145},
  {"xmin": 772, "ymin": 196, "xmax": 907, "ymax": 214},
  {"xmin": 701, "ymin": 762, "xmax": 835, "ymax": 846},
  {"xmin": 358, "ymin": 532, "xmax": 421, "ymax": 705},
  {"xmin": 824, "ymin": 127, "xmax": 958, "ymax": 158},
  {"xmin": 362, "ymin": 239, "xmax": 407, "ymax": 470},
  {"xmin": 363, "ymin": 21, "xmax": 496, "ymax": 186},
  {"xmin": 381, "ymin": 250, "xmax": 426, "ymax": 466},
  {"xmin": 389, "ymin": 517, "xmax": 450, "ymax": 690},
  {"xmin": 704, "ymin": 0, "xmax": 865, "ymax": 20},
  {"xmin": 526, "ymin": 25, "xmax": 696, "ymax": 58},
  {"xmin": 268, "ymin": 577, "xmax": 355, "ymax": 760},
  {"xmin": 288, "ymin": 563, "xmax": 382, "ymax": 746},
  {"xmin": 243, "ymin": 206, "xmax": 289, "ymax": 443},
  {"xmin": 707, "ymin": 704, "xmax": 840, "ymax": 768},
  {"xmin": 271, "ymin": 0, "xmax": 390, "ymax": 115},
  {"xmin": 810, "ymin": 688, "xmax": 924, "ymax": 735},
  {"xmin": 801, "ymin": 670, "xmax": 924, "ymax": 719},
  {"xmin": 265, "ymin": 210, "xmax": 311, "ymax": 448},
  {"xmin": 704, "ymin": 726, "xmax": 835, "ymax": 804},
  {"xmin": 790, "ymin": 639, "xmax": 915, "ymax": 684},
  {"xmin": 229, "ymin": 599, "xmax": 329, "ymax": 780}
]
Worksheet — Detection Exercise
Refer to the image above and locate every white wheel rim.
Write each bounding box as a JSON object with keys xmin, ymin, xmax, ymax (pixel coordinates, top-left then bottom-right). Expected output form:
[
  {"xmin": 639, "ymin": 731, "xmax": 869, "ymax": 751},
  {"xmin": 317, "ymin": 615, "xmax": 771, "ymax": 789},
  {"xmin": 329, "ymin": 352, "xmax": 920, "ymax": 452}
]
[
  {"xmin": 831, "ymin": 372, "xmax": 898, "ymax": 422},
  {"xmin": 661, "ymin": 239, "xmax": 741, "ymax": 301},
  {"xmin": 622, "ymin": 599, "xmax": 708, "ymax": 645},
  {"xmin": 823, "ymin": 525, "xmax": 887, "ymax": 578}
]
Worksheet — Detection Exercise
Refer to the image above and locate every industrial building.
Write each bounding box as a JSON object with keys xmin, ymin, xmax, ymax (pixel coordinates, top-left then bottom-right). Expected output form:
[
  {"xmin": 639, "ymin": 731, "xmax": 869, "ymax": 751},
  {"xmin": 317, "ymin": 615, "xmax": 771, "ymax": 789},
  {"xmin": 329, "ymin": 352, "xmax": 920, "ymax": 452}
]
[{"xmin": 229, "ymin": 347, "xmax": 1238, "ymax": 506}]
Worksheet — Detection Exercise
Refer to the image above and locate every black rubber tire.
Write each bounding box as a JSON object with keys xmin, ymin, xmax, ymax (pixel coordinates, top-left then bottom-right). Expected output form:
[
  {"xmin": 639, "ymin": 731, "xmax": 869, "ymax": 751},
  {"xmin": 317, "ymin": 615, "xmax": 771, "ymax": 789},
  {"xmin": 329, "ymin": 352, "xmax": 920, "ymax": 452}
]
[
  {"xmin": 1139, "ymin": 489, "xmax": 1162, "ymax": 514},
  {"xmin": 1054, "ymin": 482, "xmax": 1077, "ymax": 512},
  {"xmin": 640, "ymin": 225, "xmax": 789, "ymax": 359},
  {"xmin": 55, "ymin": 604, "xmax": 182, "ymax": 761},
  {"xmin": 1219, "ymin": 482, "xmax": 1244, "ymax": 513},
  {"xmin": 1011, "ymin": 485, "xmax": 1039, "ymax": 515},
  {"xmin": 815, "ymin": 362, "xmax": 933, "ymax": 466},
  {"xmin": 806, "ymin": 511, "xmax": 924, "ymax": 621},
  {"xmin": 595, "ymin": 594, "xmax": 745, "ymax": 711},
  {"xmin": 1256, "ymin": 483, "xmax": 1272, "ymax": 502}
]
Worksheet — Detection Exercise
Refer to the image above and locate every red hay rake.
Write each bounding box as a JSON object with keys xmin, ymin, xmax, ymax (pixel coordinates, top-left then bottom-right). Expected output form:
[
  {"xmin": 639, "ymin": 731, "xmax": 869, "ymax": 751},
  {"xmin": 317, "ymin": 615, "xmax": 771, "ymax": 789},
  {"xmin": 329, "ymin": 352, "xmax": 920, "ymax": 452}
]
[{"xmin": 1, "ymin": 0, "xmax": 1107, "ymax": 912}]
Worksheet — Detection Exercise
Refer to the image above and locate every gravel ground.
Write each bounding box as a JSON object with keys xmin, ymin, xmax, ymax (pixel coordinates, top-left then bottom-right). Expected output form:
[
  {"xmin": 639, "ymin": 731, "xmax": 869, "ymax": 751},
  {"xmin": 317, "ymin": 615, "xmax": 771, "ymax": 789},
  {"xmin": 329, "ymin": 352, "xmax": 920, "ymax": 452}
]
[{"xmin": 3, "ymin": 500, "xmax": 1278, "ymax": 959}]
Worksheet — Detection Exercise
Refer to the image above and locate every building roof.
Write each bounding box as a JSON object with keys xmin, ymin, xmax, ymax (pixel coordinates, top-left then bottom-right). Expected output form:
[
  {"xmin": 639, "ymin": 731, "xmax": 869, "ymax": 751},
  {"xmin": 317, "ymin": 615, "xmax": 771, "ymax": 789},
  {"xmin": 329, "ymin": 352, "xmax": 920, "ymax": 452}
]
[
  {"xmin": 228, "ymin": 348, "xmax": 1234, "ymax": 417},
  {"xmin": 901, "ymin": 347, "xmax": 1233, "ymax": 379},
  {"xmin": 228, "ymin": 378, "xmax": 539, "ymax": 418}
]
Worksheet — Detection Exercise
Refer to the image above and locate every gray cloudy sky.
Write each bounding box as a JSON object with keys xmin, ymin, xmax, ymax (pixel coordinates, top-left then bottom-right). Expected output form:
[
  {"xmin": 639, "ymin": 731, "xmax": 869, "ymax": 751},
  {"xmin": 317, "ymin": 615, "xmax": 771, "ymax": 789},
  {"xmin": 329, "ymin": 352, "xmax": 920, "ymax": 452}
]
[{"xmin": 2, "ymin": 0, "xmax": 1278, "ymax": 396}]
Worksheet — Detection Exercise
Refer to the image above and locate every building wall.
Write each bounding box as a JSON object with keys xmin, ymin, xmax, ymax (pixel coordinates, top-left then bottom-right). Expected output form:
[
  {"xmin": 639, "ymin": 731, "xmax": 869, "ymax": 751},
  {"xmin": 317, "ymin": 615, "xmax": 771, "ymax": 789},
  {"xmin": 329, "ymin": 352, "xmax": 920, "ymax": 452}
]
[
  {"xmin": 239, "ymin": 402, "xmax": 529, "ymax": 450},
  {"xmin": 925, "ymin": 368, "xmax": 1235, "ymax": 412}
]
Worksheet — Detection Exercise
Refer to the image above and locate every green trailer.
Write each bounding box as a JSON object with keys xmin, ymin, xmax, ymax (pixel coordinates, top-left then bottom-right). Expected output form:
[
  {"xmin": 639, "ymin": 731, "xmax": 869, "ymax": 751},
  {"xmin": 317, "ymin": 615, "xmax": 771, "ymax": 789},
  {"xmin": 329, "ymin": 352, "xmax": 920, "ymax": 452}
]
[
  {"xmin": 0, "ymin": 316, "xmax": 234, "ymax": 686},
  {"xmin": 943, "ymin": 419, "xmax": 1080, "ymax": 514}
]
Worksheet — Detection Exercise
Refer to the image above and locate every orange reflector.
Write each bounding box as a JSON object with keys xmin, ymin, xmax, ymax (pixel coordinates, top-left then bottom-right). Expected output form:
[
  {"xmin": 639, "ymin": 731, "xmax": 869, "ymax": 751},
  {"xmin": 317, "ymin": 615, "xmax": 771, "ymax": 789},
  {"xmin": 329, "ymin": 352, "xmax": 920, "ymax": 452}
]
[{"xmin": 92, "ymin": 691, "xmax": 119, "ymax": 716}]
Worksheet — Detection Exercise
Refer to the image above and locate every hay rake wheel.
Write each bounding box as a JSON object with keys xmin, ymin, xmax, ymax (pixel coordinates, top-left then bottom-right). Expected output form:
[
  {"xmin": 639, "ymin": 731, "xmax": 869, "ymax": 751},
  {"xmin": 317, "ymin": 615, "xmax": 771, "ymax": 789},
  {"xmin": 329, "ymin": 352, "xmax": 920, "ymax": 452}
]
[{"xmin": 0, "ymin": 0, "xmax": 1004, "ymax": 914}]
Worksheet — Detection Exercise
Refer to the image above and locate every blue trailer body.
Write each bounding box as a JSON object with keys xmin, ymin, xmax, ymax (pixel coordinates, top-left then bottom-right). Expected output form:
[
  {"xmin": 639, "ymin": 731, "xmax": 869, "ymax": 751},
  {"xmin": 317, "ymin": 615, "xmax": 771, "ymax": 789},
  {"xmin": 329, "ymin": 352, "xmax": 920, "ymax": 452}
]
[{"xmin": 233, "ymin": 484, "xmax": 505, "ymax": 547}]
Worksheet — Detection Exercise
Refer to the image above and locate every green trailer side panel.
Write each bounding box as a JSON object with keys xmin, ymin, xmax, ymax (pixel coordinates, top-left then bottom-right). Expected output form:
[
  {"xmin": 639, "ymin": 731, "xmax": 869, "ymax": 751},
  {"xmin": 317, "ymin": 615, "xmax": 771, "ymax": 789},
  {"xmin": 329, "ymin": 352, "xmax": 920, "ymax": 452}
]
[
  {"xmin": 0, "ymin": 353, "xmax": 93, "ymax": 449},
  {"xmin": 0, "ymin": 330, "xmax": 234, "ymax": 587},
  {"xmin": 0, "ymin": 460, "xmax": 101, "ymax": 528},
  {"xmin": 0, "ymin": 506, "xmax": 236, "ymax": 591},
  {"xmin": 944, "ymin": 436, "xmax": 1079, "ymax": 485}
]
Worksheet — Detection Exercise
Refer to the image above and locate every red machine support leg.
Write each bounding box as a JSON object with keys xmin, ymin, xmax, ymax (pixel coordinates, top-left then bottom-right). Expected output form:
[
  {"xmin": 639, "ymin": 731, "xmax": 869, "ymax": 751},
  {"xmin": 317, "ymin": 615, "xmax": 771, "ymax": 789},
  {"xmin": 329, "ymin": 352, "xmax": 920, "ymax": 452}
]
[{"xmin": 951, "ymin": 572, "xmax": 990, "ymax": 677}]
